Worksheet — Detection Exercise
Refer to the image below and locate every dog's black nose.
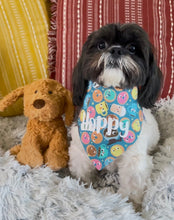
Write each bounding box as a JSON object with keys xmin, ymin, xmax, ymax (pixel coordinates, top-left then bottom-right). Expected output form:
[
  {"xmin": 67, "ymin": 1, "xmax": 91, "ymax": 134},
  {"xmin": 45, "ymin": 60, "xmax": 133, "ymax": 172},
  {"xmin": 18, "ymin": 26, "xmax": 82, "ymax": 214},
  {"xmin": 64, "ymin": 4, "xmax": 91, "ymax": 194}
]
[
  {"xmin": 109, "ymin": 46, "xmax": 123, "ymax": 56},
  {"xmin": 33, "ymin": 99, "xmax": 45, "ymax": 109}
]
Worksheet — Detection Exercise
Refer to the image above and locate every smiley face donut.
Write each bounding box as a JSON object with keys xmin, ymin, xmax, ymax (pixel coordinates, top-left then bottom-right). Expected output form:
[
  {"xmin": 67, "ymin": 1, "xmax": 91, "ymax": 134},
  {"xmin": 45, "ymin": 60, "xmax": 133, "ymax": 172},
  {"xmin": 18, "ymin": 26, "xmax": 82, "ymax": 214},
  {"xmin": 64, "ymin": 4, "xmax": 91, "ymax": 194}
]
[
  {"xmin": 87, "ymin": 106, "xmax": 96, "ymax": 118},
  {"xmin": 81, "ymin": 132, "xmax": 90, "ymax": 145},
  {"xmin": 92, "ymin": 89, "xmax": 103, "ymax": 102},
  {"xmin": 117, "ymin": 91, "xmax": 129, "ymax": 105},
  {"xmin": 104, "ymin": 89, "xmax": 116, "ymax": 102},
  {"xmin": 91, "ymin": 131, "xmax": 103, "ymax": 144},
  {"xmin": 123, "ymin": 131, "xmax": 135, "ymax": 143},
  {"xmin": 132, "ymin": 119, "xmax": 141, "ymax": 132},
  {"xmin": 110, "ymin": 145, "xmax": 124, "ymax": 157},
  {"xmin": 104, "ymin": 157, "xmax": 115, "ymax": 166},
  {"xmin": 87, "ymin": 145, "xmax": 97, "ymax": 157},
  {"xmin": 91, "ymin": 159, "xmax": 102, "ymax": 170}
]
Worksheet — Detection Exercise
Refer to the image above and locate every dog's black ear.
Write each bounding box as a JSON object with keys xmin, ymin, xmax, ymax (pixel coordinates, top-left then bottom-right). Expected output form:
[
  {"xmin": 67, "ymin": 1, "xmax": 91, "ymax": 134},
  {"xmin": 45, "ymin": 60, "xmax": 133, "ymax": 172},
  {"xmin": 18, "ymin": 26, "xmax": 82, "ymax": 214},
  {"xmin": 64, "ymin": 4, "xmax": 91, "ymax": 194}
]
[
  {"xmin": 72, "ymin": 34, "xmax": 95, "ymax": 107},
  {"xmin": 72, "ymin": 56, "xmax": 88, "ymax": 107},
  {"xmin": 138, "ymin": 49, "xmax": 163, "ymax": 108}
]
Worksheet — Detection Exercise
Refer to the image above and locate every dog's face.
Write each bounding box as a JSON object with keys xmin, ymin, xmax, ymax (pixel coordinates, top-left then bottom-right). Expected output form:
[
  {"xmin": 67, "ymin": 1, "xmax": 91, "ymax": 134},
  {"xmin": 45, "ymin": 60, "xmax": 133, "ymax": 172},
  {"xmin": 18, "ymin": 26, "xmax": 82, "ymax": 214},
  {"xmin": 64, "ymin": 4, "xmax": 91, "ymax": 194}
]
[{"xmin": 73, "ymin": 23, "xmax": 163, "ymax": 108}]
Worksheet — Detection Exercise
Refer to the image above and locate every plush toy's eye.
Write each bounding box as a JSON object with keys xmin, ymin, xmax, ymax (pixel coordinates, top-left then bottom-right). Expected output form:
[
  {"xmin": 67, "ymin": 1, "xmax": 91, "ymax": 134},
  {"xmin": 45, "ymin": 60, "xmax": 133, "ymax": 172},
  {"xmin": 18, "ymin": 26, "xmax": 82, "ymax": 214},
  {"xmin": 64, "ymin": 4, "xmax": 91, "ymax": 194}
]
[
  {"xmin": 128, "ymin": 45, "xmax": 136, "ymax": 54},
  {"xmin": 48, "ymin": 91, "xmax": 53, "ymax": 94},
  {"xmin": 97, "ymin": 41, "xmax": 107, "ymax": 50},
  {"xmin": 34, "ymin": 90, "xmax": 38, "ymax": 94}
]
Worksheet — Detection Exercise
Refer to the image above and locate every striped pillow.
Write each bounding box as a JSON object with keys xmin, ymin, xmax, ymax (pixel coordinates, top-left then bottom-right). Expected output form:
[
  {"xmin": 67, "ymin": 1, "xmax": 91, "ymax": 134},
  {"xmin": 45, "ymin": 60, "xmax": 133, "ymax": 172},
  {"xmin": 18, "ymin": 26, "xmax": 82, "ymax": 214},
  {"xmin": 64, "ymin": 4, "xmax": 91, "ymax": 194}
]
[
  {"xmin": 49, "ymin": 0, "xmax": 174, "ymax": 99},
  {"xmin": 0, "ymin": 0, "xmax": 50, "ymax": 116}
]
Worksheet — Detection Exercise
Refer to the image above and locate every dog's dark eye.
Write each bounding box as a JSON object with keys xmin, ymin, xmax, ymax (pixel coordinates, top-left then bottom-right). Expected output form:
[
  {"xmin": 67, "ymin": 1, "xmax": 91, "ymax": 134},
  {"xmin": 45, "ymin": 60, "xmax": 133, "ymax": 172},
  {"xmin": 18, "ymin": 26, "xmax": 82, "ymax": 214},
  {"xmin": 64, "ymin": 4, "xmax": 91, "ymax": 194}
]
[
  {"xmin": 128, "ymin": 45, "xmax": 136, "ymax": 54},
  {"xmin": 48, "ymin": 91, "xmax": 53, "ymax": 94},
  {"xmin": 34, "ymin": 90, "xmax": 38, "ymax": 94},
  {"xmin": 97, "ymin": 41, "xmax": 106, "ymax": 50}
]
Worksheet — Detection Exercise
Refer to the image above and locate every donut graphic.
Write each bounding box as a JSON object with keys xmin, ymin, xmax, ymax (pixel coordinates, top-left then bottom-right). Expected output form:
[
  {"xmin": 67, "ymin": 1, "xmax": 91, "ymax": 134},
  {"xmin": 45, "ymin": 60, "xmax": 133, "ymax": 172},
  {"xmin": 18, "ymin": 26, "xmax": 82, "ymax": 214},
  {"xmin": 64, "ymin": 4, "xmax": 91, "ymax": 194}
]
[
  {"xmin": 91, "ymin": 159, "xmax": 102, "ymax": 170},
  {"xmin": 131, "ymin": 87, "xmax": 138, "ymax": 100},
  {"xmin": 110, "ymin": 145, "xmax": 124, "ymax": 157},
  {"xmin": 132, "ymin": 119, "xmax": 141, "ymax": 132},
  {"xmin": 87, "ymin": 106, "xmax": 96, "ymax": 118},
  {"xmin": 87, "ymin": 145, "xmax": 97, "ymax": 157},
  {"xmin": 123, "ymin": 131, "xmax": 135, "ymax": 143},
  {"xmin": 93, "ymin": 89, "xmax": 103, "ymax": 102},
  {"xmin": 81, "ymin": 132, "xmax": 90, "ymax": 145},
  {"xmin": 104, "ymin": 89, "xmax": 116, "ymax": 102},
  {"xmin": 139, "ymin": 110, "xmax": 144, "ymax": 122},
  {"xmin": 127, "ymin": 103, "xmax": 138, "ymax": 117},
  {"xmin": 105, "ymin": 157, "xmax": 115, "ymax": 166},
  {"xmin": 91, "ymin": 131, "xmax": 103, "ymax": 144},
  {"xmin": 98, "ymin": 144, "xmax": 109, "ymax": 158},
  {"xmin": 79, "ymin": 110, "xmax": 86, "ymax": 122},
  {"xmin": 117, "ymin": 91, "xmax": 129, "ymax": 105}
]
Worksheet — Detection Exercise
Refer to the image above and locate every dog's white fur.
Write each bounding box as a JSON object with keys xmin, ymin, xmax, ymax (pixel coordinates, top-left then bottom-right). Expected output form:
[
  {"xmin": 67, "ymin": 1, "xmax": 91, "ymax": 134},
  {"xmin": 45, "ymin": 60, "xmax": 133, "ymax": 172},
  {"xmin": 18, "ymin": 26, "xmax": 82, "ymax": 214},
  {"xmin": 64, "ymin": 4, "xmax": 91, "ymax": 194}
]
[
  {"xmin": 99, "ymin": 68, "xmax": 125, "ymax": 88},
  {"xmin": 98, "ymin": 53, "xmax": 140, "ymax": 88},
  {"xmin": 69, "ymin": 66, "xmax": 160, "ymax": 205}
]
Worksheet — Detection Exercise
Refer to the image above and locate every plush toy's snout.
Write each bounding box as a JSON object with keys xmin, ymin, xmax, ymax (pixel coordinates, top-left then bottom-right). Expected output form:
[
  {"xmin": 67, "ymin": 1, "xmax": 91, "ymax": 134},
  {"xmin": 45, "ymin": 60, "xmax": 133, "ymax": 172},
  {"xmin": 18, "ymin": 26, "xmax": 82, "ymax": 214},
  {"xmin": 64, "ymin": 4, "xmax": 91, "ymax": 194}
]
[{"xmin": 33, "ymin": 99, "xmax": 45, "ymax": 109}]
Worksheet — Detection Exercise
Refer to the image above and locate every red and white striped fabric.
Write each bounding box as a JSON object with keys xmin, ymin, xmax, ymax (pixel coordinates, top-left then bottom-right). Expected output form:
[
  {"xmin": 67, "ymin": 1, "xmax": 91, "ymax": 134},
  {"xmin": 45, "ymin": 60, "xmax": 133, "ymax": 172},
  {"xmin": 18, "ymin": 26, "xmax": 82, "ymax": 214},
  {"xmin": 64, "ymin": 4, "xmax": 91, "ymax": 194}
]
[{"xmin": 49, "ymin": 0, "xmax": 174, "ymax": 98}]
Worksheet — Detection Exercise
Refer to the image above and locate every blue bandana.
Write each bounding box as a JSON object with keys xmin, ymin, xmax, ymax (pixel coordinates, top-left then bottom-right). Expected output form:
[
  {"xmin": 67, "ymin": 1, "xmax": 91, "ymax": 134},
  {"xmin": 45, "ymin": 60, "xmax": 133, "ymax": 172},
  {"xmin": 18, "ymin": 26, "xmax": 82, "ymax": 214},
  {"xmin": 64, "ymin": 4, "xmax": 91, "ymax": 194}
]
[{"xmin": 78, "ymin": 81, "xmax": 143, "ymax": 170}]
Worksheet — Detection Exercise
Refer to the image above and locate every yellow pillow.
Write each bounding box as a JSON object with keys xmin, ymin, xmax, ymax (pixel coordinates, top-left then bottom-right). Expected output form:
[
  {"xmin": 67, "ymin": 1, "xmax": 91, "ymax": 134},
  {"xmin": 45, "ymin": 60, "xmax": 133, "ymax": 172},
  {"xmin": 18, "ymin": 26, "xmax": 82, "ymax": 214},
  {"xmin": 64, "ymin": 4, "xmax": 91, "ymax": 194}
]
[{"xmin": 0, "ymin": 0, "xmax": 50, "ymax": 116}]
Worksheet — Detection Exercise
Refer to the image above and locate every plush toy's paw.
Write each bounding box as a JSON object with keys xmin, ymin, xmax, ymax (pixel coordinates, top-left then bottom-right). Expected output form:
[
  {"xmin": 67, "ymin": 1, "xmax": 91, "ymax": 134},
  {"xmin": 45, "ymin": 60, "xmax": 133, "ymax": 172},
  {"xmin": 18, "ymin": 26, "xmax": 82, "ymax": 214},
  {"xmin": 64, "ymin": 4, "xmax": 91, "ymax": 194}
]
[
  {"xmin": 44, "ymin": 152, "xmax": 69, "ymax": 170},
  {"xmin": 10, "ymin": 145, "xmax": 21, "ymax": 155},
  {"xmin": 48, "ymin": 165, "xmax": 63, "ymax": 171},
  {"xmin": 16, "ymin": 151, "xmax": 44, "ymax": 168},
  {"xmin": 47, "ymin": 158, "xmax": 69, "ymax": 170}
]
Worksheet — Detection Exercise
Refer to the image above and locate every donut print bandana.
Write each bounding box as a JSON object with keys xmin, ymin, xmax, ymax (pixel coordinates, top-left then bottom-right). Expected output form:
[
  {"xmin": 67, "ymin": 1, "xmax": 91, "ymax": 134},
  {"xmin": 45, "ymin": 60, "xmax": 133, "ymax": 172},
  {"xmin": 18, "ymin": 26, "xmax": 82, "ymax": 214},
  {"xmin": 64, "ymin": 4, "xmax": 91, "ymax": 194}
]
[{"xmin": 78, "ymin": 81, "xmax": 143, "ymax": 171}]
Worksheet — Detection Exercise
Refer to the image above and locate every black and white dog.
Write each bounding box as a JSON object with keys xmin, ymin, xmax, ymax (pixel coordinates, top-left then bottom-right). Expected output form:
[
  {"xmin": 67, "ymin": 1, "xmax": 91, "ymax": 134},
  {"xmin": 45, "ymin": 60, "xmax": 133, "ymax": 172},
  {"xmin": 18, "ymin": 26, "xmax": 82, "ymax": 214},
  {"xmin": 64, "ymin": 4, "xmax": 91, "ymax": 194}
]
[{"xmin": 69, "ymin": 23, "xmax": 163, "ymax": 205}]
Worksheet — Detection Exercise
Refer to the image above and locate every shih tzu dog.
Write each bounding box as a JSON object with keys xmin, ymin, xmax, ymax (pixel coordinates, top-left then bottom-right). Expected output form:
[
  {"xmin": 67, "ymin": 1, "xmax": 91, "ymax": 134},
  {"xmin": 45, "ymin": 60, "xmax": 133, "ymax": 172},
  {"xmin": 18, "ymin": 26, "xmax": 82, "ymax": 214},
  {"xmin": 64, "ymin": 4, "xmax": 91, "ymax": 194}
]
[{"xmin": 69, "ymin": 23, "xmax": 163, "ymax": 205}]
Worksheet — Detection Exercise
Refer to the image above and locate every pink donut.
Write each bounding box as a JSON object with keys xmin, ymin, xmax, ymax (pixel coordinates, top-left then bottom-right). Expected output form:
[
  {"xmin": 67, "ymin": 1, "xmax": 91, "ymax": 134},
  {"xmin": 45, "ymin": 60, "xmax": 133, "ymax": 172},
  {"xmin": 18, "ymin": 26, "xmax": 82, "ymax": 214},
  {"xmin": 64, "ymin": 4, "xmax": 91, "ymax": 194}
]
[
  {"xmin": 117, "ymin": 91, "xmax": 129, "ymax": 105},
  {"xmin": 81, "ymin": 132, "xmax": 90, "ymax": 145},
  {"xmin": 91, "ymin": 159, "xmax": 102, "ymax": 170},
  {"xmin": 87, "ymin": 106, "xmax": 96, "ymax": 118},
  {"xmin": 123, "ymin": 131, "xmax": 135, "ymax": 143}
]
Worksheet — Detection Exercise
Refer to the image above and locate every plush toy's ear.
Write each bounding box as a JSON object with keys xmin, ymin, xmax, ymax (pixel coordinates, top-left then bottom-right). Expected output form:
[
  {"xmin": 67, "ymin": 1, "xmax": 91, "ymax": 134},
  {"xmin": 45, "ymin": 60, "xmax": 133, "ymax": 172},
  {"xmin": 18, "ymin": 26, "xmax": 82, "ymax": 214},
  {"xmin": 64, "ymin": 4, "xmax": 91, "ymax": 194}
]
[
  {"xmin": 64, "ymin": 89, "xmax": 74, "ymax": 126},
  {"xmin": 0, "ymin": 87, "xmax": 24, "ymax": 112}
]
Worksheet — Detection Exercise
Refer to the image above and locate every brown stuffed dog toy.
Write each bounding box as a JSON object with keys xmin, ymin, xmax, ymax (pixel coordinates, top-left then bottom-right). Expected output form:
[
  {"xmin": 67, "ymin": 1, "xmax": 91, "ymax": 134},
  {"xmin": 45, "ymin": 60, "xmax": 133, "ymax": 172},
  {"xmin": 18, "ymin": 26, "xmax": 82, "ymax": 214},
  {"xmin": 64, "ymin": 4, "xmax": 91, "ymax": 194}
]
[{"xmin": 0, "ymin": 79, "xmax": 74, "ymax": 170}]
